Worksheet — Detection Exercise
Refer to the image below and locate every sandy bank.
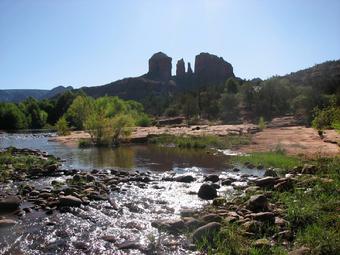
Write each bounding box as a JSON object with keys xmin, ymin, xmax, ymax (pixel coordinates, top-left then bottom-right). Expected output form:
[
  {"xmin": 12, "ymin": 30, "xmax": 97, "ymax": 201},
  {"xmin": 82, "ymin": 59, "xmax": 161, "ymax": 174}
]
[{"xmin": 50, "ymin": 125, "xmax": 340, "ymax": 157}]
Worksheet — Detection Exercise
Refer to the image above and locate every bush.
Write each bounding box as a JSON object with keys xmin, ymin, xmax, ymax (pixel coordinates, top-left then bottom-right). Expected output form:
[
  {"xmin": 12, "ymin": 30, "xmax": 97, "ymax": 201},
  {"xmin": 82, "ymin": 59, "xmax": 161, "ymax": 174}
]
[
  {"xmin": 56, "ymin": 117, "xmax": 70, "ymax": 136},
  {"xmin": 258, "ymin": 116, "xmax": 266, "ymax": 131},
  {"xmin": 136, "ymin": 114, "xmax": 152, "ymax": 127}
]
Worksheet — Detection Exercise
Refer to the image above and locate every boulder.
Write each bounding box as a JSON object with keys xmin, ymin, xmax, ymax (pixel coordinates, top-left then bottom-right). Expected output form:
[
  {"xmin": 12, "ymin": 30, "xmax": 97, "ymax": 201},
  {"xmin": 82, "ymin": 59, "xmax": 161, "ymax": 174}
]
[
  {"xmin": 247, "ymin": 212, "xmax": 275, "ymax": 223},
  {"xmin": 246, "ymin": 195, "xmax": 269, "ymax": 212},
  {"xmin": 0, "ymin": 219, "xmax": 17, "ymax": 228},
  {"xmin": 198, "ymin": 184, "xmax": 217, "ymax": 200},
  {"xmin": 0, "ymin": 196, "xmax": 21, "ymax": 213},
  {"xmin": 204, "ymin": 174, "xmax": 219, "ymax": 183},
  {"xmin": 151, "ymin": 219, "xmax": 186, "ymax": 233},
  {"xmin": 242, "ymin": 220, "xmax": 262, "ymax": 233},
  {"xmin": 201, "ymin": 213, "xmax": 222, "ymax": 223},
  {"xmin": 147, "ymin": 52, "xmax": 172, "ymax": 81},
  {"xmin": 255, "ymin": 177, "xmax": 277, "ymax": 188},
  {"xmin": 192, "ymin": 222, "xmax": 221, "ymax": 243},
  {"xmin": 59, "ymin": 195, "xmax": 82, "ymax": 207},
  {"xmin": 175, "ymin": 175, "xmax": 196, "ymax": 183}
]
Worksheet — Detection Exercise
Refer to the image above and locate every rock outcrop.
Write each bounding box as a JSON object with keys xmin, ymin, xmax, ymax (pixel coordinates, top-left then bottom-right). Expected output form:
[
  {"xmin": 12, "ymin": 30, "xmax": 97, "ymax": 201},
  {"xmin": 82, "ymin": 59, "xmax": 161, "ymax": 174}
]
[
  {"xmin": 187, "ymin": 63, "xmax": 193, "ymax": 75},
  {"xmin": 147, "ymin": 52, "xmax": 172, "ymax": 81},
  {"xmin": 176, "ymin": 59, "xmax": 186, "ymax": 77},
  {"xmin": 194, "ymin": 52, "xmax": 234, "ymax": 84}
]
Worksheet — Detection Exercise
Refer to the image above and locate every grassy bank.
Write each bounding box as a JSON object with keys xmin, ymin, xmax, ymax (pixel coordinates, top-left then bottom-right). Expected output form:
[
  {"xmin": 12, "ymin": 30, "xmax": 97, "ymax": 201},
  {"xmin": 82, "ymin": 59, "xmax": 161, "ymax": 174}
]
[
  {"xmin": 148, "ymin": 134, "xmax": 251, "ymax": 149},
  {"xmin": 0, "ymin": 147, "xmax": 59, "ymax": 182},
  {"xmin": 233, "ymin": 152, "xmax": 303, "ymax": 170},
  {"xmin": 196, "ymin": 155, "xmax": 340, "ymax": 255}
]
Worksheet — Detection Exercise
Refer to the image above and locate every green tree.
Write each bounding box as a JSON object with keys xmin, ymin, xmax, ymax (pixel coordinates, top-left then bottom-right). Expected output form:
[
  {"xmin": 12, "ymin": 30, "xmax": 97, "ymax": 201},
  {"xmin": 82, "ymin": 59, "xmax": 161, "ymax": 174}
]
[
  {"xmin": 219, "ymin": 93, "xmax": 239, "ymax": 123},
  {"xmin": 21, "ymin": 97, "xmax": 48, "ymax": 129},
  {"xmin": 225, "ymin": 78, "xmax": 239, "ymax": 94},
  {"xmin": 0, "ymin": 103, "xmax": 27, "ymax": 130},
  {"xmin": 65, "ymin": 95, "xmax": 94, "ymax": 129},
  {"xmin": 56, "ymin": 116, "xmax": 70, "ymax": 135}
]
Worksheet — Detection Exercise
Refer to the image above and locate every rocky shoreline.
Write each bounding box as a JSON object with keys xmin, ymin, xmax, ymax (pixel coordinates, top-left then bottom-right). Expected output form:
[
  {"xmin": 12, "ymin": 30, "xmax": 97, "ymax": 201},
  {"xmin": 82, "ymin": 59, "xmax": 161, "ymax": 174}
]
[{"xmin": 1, "ymin": 147, "xmax": 338, "ymax": 254}]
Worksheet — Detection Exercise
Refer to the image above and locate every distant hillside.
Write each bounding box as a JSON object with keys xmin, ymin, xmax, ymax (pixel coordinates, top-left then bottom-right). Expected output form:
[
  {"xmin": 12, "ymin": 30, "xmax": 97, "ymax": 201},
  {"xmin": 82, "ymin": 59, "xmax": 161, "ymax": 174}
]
[
  {"xmin": 282, "ymin": 60, "xmax": 340, "ymax": 93},
  {"xmin": 0, "ymin": 86, "xmax": 73, "ymax": 102}
]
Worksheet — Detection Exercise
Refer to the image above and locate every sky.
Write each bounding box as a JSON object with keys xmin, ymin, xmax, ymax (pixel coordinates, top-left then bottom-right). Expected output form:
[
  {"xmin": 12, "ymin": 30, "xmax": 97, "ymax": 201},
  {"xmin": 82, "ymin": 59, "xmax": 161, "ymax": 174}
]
[{"xmin": 1, "ymin": 0, "xmax": 340, "ymax": 90}]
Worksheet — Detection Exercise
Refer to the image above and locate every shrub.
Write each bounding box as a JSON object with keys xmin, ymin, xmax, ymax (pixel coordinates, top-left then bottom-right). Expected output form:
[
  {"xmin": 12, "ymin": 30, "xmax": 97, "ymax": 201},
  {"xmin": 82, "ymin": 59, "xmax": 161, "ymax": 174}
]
[
  {"xmin": 258, "ymin": 116, "xmax": 266, "ymax": 131},
  {"xmin": 136, "ymin": 114, "xmax": 152, "ymax": 127},
  {"xmin": 56, "ymin": 116, "xmax": 70, "ymax": 136}
]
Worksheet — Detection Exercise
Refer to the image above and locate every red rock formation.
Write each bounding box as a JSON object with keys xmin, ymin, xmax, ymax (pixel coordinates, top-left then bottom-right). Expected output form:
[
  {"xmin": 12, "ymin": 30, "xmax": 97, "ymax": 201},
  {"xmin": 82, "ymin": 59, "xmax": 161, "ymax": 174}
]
[
  {"xmin": 147, "ymin": 52, "xmax": 172, "ymax": 81},
  {"xmin": 176, "ymin": 59, "xmax": 185, "ymax": 77},
  {"xmin": 187, "ymin": 62, "xmax": 193, "ymax": 75},
  {"xmin": 194, "ymin": 53, "xmax": 234, "ymax": 84}
]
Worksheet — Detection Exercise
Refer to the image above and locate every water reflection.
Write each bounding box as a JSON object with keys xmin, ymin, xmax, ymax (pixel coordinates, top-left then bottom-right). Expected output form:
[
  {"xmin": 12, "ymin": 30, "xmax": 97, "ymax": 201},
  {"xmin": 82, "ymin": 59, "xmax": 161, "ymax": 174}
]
[{"xmin": 0, "ymin": 133, "xmax": 231, "ymax": 172}]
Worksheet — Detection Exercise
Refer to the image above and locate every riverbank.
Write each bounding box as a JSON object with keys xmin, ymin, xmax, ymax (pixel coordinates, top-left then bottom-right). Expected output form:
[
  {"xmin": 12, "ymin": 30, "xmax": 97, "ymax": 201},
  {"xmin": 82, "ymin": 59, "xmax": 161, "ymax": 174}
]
[{"xmin": 50, "ymin": 125, "xmax": 340, "ymax": 157}]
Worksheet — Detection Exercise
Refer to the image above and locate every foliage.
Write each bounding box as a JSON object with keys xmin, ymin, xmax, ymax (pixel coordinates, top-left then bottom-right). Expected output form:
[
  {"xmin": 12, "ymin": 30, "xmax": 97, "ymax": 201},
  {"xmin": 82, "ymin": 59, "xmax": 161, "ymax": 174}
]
[
  {"xmin": 312, "ymin": 97, "xmax": 340, "ymax": 130},
  {"xmin": 149, "ymin": 134, "xmax": 251, "ymax": 150},
  {"xmin": 65, "ymin": 95, "xmax": 94, "ymax": 129},
  {"xmin": 84, "ymin": 97, "xmax": 138, "ymax": 146},
  {"xmin": 56, "ymin": 116, "xmax": 70, "ymax": 136},
  {"xmin": 234, "ymin": 152, "xmax": 302, "ymax": 170},
  {"xmin": 135, "ymin": 113, "xmax": 152, "ymax": 127},
  {"xmin": 0, "ymin": 148, "xmax": 58, "ymax": 182},
  {"xmin": 0, "ymin": 103, "xmax": 27, "ymax": 130},
  {"xmin": 258, "ymin": 117, "xmax": 266, "ymax": 131}
]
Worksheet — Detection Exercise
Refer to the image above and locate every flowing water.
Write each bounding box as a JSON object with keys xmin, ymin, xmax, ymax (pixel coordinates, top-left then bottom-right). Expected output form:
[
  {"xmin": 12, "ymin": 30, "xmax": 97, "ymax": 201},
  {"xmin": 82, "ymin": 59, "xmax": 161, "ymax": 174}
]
[{"xmin": 0, "ymin": 133, "xmax": 264, "ymax": 254}]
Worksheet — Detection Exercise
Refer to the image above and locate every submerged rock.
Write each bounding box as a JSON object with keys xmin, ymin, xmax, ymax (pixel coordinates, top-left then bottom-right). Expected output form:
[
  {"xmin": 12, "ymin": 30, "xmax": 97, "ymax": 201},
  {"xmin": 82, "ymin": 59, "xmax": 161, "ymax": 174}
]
[
  {"xmin": 198, "ymin": 184, "xmax": 217, "ymax": 200},
  {"xmin": 0, "ymin": 196, "xmax": 21, "ymax": 213},
  {"xmin": 0, "ymin": 219, "xmax": 17, "ymax": 228},
  {"xmin": 175, "ymin": 175, "xmax": 196, "ymax": 183},
  {"xmin": 59, "ymin": 195, "xmax": 82, "ymax": 207},
  {"xmin": 204, "ymin": 174, "xmax": 219, "ymax": 183}
]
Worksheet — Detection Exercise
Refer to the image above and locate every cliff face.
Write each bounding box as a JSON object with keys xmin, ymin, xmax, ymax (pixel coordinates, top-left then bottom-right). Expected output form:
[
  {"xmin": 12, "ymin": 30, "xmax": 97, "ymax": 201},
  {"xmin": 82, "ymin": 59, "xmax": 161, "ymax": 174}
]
[
  {"xmin": 194, "ymin": 53, "xmax": 234, "ymax": 84},
  {"xmin": 146, "ymin": 52, "xmax": 172, "ymax": 81}
]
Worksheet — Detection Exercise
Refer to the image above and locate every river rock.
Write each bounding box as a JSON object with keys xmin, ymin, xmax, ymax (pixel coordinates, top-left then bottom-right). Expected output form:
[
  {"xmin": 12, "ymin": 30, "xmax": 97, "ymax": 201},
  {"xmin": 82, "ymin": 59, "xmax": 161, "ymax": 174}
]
[
  {"xmin": 247, "ymin": 212, "xmax": 275, "ymax": 223},
  {"xmin": 0, "ymin": 196, "xmax": 21, "ymax": 213},
  {"xmin": 204, "ymin": 174, "xmax": 219, "ymax": 183},
  {"xmin": 255, "ymin": 177, "xmax": 277, "ymax": 188},
  {"xmin": 253, "ymin": 238, "xmax": 271, "ymax": 248},
  {"xmin": 198, "ymin": 184, "xmax": 217, "ymax": 200},
  {"xmin": 117, "ymin": 240, "xmax": 142, "ymax": 250},
  {"xmin": 221, "ymin": 179, "xmax": 233, "ymax": 186},
  {"xmin": 242, "ymin": 220, "xmax": 262, "ymax": 233},
  {"xmin": 301, "ymin": 164, "xmax": 317, "ymax": 174},
  {"xmin": 288, "ymin": 246, "xmax": 311, "ymax": 255},
  {"xmin": 175, "ymin": 175, "xmax": 196, "ymax": 183},
  {"xmin": 0, "ymin": 219, "xmax": 17, "ymax": 228},
  {"xmin": 246, "ymin": 195, "xmax": 268, "ymax": 212},
  {"xmin": 59, "ymin": 195, "xmax": 82, "ymax": 207},
  {"xmin": 264, "ymin": 168, "xmax": 278, "ymax": 177},
  {"xmin": 201, "ymin": 213, "xmax": 222, "ymax": 223},
  {"xmin": 151, "ymin": 219, "xmax": 185, "ymax": 233},
  {"xmin": 192, "ymin": 222, "xmax": 221, "ymax": 243},
  {"xmin": 274, "ymin": 179, "xmax": 293, "ymax": 191}
]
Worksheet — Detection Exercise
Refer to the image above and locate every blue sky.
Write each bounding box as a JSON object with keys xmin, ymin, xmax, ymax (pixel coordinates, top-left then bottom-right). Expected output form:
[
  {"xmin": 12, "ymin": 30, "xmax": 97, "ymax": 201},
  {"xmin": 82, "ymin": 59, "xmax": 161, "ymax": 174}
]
[{"xmin": 1, "ymin": 0, "xmax": 340, "ymax": 90}]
